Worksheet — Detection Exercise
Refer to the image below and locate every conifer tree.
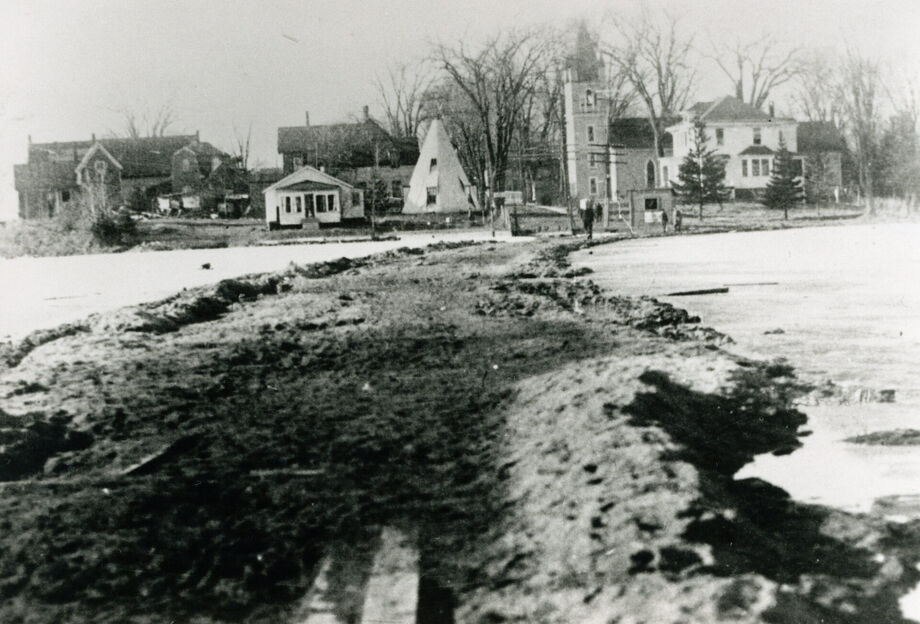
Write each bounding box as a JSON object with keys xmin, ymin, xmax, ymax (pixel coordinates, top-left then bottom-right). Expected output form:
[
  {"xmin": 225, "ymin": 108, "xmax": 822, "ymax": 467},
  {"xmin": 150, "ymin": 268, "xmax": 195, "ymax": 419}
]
[
  {"xmin": 762, "ymin": 137, "xmax": 804, "ymax": 219},
  {"xmin": 672, "ymin": 122, "xmax": 729, "ymax": 219}
]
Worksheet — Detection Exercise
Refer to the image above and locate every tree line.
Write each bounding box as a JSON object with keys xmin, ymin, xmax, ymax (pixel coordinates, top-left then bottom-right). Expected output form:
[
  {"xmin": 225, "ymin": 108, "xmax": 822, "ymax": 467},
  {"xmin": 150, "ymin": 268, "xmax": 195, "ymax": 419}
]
[{"xmin": 373, "ymin": 13, "xmax": 920, "ymax": 213}]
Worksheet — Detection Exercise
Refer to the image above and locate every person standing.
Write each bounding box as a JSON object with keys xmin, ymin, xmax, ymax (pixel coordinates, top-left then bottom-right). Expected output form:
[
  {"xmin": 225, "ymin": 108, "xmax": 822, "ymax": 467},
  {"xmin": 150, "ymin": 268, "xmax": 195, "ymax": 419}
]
[
  {"xmin": 582, "ymin": 201, "xmax": 595, "ymax": 239},
  {"xmin": 674, "ymin": 208, "xmax": 683, "ymax": 233},
  {"xmin": 660, "ymin": 207, "xmax": 669, "ymax": 234}
]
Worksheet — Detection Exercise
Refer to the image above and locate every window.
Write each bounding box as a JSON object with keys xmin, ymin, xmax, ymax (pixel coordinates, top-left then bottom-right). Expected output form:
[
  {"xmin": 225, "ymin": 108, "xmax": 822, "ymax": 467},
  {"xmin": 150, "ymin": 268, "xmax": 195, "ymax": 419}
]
[
  {"xmin": 182, "ymin": 158, "xmax": 191, "ymax": 172},
  {"xmin": 328, "ymin": 193, "xmax": 337, "ymax": 211},
  {"xmin": 761, "ymin": 159, "xmax": 770, "ymax": 176},
  {"xmin": 429, "ymin": 158, "xmax": 437, "ymax": 173},
  {"xmin": 716, "ymin": 128, "xmax": 724, "ymax": 146},
  {"xmin": 662, "ymin": 166, "xmax": 669, "ymax": 187},
  {"xmin": 94, "ymin": 160, "xmax": 107, "ymax": 174},
  {"xmin": 587, "ymin": 125, "xmax": 595, "ymax": 143},
  {"xmin": 293, "ymin": 156, "xmax": 304, "ymax": 169},
  {"xmin": 61, "ymin": 190, "xmax": 71, "ymax": 202},
  {"xmin": 316, "ymin": 194, "xmax": 327, "ymax": 213},
  {"xmin": 646, "ymin": 160, "xmax": 656, "ymax": 188},
  {"xmin": 426, "ymin": 186, "xmax": 437, "ymax": 205},
  {"xmin": 753, "ymin": 127, "xmax": 762, "ymax": 145},
  {"xmin": 391, "ymin": 180, "xmax": 402, "ymax": 198},
  {"xmin": 752, "ymin": 160, "xmax": 760, "ymax": 176},
  {"xmin": 584, "ymin": 88, "xmax": 595, "ymax": 108},
  {"xmin": 742, "ymin": 160, "xmax": 748, "ymax": 177},
  {"xmin": 589, "ymin": 177, "xmax": 598, "ymax": 195},
  {"xmin": 285, "ymin": 196, "xmax": 291, "ymax": 213},
  {"xmin": 295, "ymin": 196, "xmax": 302, "ymax": 213},
  {"xmin": 307, "ymin": 194, "xmax": 315, "ymax": 216},
  {"xmin": 589, "ymin": 153, "xmax": 600, "ymax": 168},
  {"xmin": 352, "ymin": 191, "xmax": 362, "ymax": 206}
]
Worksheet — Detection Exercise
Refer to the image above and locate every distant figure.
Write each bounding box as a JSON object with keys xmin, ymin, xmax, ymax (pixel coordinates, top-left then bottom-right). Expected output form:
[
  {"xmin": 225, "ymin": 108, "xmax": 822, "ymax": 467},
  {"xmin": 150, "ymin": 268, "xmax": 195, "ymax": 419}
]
[
  {"xmin": 674, "ymin": 209, "xmax": 683, "ymax": 233},
  {"xmin": 661, "ymin": 207, "xmax": 669, "ymax": 234},
  {"xmin": 582, "ymin": 202, "xmax": 595, "ymax": 239}
]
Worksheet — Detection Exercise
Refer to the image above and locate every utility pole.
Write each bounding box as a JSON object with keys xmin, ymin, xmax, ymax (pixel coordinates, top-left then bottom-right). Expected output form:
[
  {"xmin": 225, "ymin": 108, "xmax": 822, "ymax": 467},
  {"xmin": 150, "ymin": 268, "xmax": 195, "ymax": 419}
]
[
  {"xmin": 486, "ymin": 149, "xmax": 495, "ymax": 238},
  {"xmin": 370, "ymin": 142, "xmax": 379, "ymax": 239}
]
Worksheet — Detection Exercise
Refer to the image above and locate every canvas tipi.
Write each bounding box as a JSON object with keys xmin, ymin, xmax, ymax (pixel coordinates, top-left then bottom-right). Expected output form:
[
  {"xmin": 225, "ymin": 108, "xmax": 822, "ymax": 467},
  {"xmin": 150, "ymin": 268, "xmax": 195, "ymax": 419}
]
[{"xmin": 403, "ymin": 119, "xmax": 478, "ymax": 213}]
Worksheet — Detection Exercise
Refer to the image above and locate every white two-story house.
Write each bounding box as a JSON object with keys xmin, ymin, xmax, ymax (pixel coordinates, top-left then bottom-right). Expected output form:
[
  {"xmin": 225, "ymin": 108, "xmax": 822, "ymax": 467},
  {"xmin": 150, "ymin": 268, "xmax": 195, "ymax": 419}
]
[{"xmin": 660, "ymin": 96, "xmax": 801, "ymax": 199}]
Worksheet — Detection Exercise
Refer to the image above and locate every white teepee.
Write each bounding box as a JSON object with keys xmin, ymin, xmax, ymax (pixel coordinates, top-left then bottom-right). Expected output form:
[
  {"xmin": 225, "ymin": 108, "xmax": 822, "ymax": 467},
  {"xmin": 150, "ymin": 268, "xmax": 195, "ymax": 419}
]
[{"xmin": 403, "ymin": 119, "xmax": 478, "ymax": 214}]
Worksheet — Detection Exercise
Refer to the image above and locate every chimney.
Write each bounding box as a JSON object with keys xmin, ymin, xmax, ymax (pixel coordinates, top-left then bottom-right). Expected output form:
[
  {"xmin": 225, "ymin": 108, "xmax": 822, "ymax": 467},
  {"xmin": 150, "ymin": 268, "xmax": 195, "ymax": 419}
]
[
  {"xmin": 91, "ymin": 133, "xmax": 96, "ymax": 142},
  {"xmin": 363, "ymin": 105, "xmax": 369, "ymax": 121},
  {"xmin": 769, "ymin": 102, "xmax": 775, "ymax": 119},
  {"xmin": 305, "ymin": 111, "xmax": 310, "ymax": 127},
  {"xmin": 195, "ymin": 130, "xmax": 200, "ymax": 143},
  {"xmin": 27, "ymin": 134, "xmax": 31, "ymax": 146}
]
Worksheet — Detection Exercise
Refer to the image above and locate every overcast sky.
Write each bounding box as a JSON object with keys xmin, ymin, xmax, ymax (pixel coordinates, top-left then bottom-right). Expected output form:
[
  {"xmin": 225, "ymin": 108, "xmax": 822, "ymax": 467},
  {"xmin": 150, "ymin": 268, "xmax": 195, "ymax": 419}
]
[{"xmin": 1, "ymin": 0, "xmax": 918, "ymax": 220}]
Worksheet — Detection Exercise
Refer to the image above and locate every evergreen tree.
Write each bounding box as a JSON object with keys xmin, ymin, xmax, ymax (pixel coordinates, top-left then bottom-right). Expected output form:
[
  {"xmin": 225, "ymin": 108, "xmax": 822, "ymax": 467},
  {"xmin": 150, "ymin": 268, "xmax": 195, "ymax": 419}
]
[
  {"xmin": 762, "ymin": 137, "xmax": 804, "ymax": 219},
  {"xmin": 672, "ymin": 122, "xmax": 729, "ymax": 220}
]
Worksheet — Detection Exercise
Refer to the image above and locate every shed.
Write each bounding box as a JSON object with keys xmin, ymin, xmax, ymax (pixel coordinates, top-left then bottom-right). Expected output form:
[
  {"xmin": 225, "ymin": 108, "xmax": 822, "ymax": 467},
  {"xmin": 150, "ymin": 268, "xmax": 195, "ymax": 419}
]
[{"xmin": 606, "ymin": 188, "xmax": 674, "ymax": 233}]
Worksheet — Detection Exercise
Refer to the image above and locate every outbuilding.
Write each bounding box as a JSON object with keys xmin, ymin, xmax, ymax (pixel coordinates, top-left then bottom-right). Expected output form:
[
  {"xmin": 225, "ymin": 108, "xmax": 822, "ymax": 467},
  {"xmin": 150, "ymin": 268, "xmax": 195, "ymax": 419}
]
[{"xmin": 263, "ymin": 166, "xmax": 364, "ymax": 229}]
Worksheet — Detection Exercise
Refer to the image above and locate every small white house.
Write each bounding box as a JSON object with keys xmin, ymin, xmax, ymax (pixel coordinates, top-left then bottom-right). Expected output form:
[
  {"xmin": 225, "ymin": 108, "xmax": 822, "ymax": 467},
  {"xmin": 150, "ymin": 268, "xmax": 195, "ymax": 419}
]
[{"xmin": 263, "ymin": 165, "xmax": 365, "ymax": 229}]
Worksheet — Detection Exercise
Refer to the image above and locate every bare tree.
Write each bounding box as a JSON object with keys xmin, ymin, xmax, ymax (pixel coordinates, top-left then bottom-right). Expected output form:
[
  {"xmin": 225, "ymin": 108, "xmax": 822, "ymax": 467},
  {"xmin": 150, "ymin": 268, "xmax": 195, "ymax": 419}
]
[
  {"xmin": 434, "ymin": 28, "xmax": 553, "ymax": 199},
  {"xmin": 117, "ymin": 104, "xmax": 176, "ymax": 138},
  {"xmin": 708, "ymin": 35, "xmax": 801, "ymax": 109},
  {"xmin": 232, "ymin": 122, "xmax": 253, "ymax": 169},
  {"xmin": 604, "ymin": 11, "xmax": 695, "ymax": 156},
  {"xmin": 375, "ymin": 61, "xmax": 434, "ymax": 139},
  {"xmin": 793, "ymin": 51, "xmax": 841, "ymax": 124},
  {"xmin": 837, "ymin": 49, "xmax": 883, "ymax": 213}
]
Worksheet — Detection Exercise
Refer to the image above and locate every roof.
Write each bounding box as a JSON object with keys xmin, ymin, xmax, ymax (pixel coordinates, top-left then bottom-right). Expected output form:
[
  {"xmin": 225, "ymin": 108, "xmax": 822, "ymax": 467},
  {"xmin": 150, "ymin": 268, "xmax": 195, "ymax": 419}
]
[
  {"xmin": 739, "ymin": 145, "xmax": 776, "ymax": 155},
  {"xmin": 75, "ymin": 142, "xmax": 123, "ymax": 174},
  {"xmin": 686, "ymin": 96, "xmax": 793, "ymax": 123},
  {"xmin": 264, "ymin": 165, "xmax": 355, "ymax": 194},
  {"xmin": 608, "ymin": 117, "xmax": 677, "ymax": 149},
  {"xmin": 277, "ymin": 118, "xmax": 419, "ymax": 168},
  {"xmin": 27, "ymin": 134, "xmax": 203, "ymax": 178},
  {"xmin": 797, "ymin": 121, "xmax": 847, "ymax": 152},
  {"xmin": 279, "ymin": 181, "xmax": 340, "ymax": 191},
  {"xmin": 249, "ymin": 168, "xmax": 284, "ymax": 183},
  {"xmin": 99, "ymin": 136, "xmax": 204, "ymax": 177}
]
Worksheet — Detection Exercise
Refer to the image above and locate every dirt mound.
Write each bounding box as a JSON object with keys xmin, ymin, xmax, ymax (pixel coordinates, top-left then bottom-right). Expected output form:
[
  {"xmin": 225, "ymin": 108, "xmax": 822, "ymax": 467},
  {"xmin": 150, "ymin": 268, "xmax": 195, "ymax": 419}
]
[
  {"xmin": 846, "ymin": 429, "xmax": 920, "ymax": 446},
  {"xmin": 0, "ymin": 410, "xmax": 93, "ymax": 481},
  {"xmin": 0, "ymin": 322, "xmax": 90, "ymax": 373}
]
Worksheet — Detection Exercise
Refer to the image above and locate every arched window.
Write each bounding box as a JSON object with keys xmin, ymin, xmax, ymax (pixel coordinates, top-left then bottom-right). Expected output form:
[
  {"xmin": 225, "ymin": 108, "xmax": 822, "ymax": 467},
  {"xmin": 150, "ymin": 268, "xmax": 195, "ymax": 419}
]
[
  {"xmin": 646, "ymin": 160, "xmax": 656, "ymax": 188},
  {"xmin": 182, "ymin": 159, "xmax": 191, "ymax": 173}
]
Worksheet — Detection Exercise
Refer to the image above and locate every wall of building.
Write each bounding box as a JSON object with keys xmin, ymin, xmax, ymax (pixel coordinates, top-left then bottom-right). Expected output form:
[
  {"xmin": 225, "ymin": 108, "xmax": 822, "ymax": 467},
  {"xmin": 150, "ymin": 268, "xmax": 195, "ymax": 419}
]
[
  {"xmin": 670, "ymin": 121, "xmax": 798, "ymax": 160},
  {"xmin": 171, "ymin": 148, "xmax": 203, "ymax": 193},
  {"xmin": 611, "ymin": 147, "xmax": 658, "ymax": 201},
  {"xmin": 664, "ymin": 120, "xmax": 799, "ymax": 190},
  {"xmin": 564, "ymin": 78, "xmax": 610, "ymax": 202}
]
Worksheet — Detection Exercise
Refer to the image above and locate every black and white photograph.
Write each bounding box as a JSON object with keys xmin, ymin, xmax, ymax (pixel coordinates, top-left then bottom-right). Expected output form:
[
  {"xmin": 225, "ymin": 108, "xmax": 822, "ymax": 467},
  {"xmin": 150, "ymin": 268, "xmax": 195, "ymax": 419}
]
[{"xmin": 1, "ymin": 0, "xmax": 920, "ymax": 621}]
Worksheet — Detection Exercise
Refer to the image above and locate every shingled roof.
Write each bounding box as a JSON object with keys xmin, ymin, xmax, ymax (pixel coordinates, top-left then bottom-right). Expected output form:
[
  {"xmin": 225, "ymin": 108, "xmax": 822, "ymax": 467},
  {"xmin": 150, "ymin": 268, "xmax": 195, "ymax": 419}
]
[
  {"xmin": 739, "ymin": 145, "xmax": 776, "ymax": 155},
  {"xmin": 797, "ymin": 121, "xmax": 847, "ymax": 152},
  {"xmin": 27, "ymin": 135, "xmax": 207, "ymax": 179},
  {"xmin": 277, "ymin": 118, "xmax": 419, "ymax": 169},
  {"xmin": 608, "ymin": 117, "xmax": 678, "ymax": 150},
  {"xmin": 686, "ymin": 96, "xmax": 793, "ymax": 123}
]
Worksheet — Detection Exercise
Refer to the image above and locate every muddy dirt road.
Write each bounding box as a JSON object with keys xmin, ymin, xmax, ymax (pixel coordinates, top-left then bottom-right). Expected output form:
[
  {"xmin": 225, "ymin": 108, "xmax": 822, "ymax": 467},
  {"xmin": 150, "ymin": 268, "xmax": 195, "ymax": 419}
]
[{"xmin": 1, "ymin": 239, "xmax": 919, "ymax": 623}]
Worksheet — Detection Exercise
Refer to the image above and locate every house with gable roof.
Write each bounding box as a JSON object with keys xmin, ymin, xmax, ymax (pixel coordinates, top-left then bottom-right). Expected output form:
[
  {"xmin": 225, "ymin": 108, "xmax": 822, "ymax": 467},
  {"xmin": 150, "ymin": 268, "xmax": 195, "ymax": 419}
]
[
  {"xmin": 277, "ymin": 106, "xmax": 419, "ymax": 209},
  {"xmin": 13, "ymin": 132, "xmax": 240, "ymax": 218},
  {"xmin": 263, "ymin": 165, "xmax": 364, "ymax": 229},
  {"xmin": 660, "ymin": 96, "xmax": 801, "ymax": 198}
]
